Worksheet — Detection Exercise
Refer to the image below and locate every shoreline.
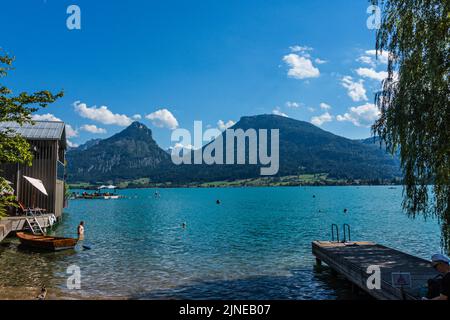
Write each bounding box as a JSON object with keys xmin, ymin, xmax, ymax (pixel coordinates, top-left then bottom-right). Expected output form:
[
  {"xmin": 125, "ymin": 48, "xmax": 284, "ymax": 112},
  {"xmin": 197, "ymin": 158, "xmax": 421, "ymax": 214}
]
[
  {"xmin": 68, "ymin": 174, "xmax": 402, "ymax": 191},
  {"xmin": 69, "ymin": 181, "xmax": 403, "ymax": 191},
  {"xmin": 0, "ymin": 286, "xmax": 126, "ymax": 300}
]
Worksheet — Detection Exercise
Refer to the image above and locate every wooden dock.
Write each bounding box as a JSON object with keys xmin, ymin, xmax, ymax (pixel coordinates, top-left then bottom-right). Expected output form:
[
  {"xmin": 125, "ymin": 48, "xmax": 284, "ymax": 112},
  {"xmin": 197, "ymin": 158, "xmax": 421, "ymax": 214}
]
[
  {"xmin": 312, "ymin": 241, "xmax": 438, "ymax": 300},
  {"xmin": 0, "ymin": 219, "xmax": 13, "ymax": 242},
  {"xmin": 0, "ymin": 214, "xmax": 56, "ymax": 242}
]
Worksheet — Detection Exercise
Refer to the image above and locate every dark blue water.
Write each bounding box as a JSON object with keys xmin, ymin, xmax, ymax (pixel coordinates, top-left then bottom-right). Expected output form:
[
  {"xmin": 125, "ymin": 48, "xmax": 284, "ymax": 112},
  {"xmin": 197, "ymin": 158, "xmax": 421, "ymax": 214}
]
[{"xmin": 0, "ymin": 187, "xmax": 442, "ymax": 299}]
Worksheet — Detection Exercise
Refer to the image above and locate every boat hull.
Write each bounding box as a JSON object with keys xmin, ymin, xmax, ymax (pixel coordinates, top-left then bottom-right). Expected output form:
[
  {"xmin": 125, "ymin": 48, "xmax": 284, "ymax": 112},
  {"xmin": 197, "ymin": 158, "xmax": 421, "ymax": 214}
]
[
  {"xmin": 16, "ymin": 232, "xmax": 78, "ymax": 251},
  {"xmin": 104, "ymin": 195, "xmax": 120, "ymax": 200}
]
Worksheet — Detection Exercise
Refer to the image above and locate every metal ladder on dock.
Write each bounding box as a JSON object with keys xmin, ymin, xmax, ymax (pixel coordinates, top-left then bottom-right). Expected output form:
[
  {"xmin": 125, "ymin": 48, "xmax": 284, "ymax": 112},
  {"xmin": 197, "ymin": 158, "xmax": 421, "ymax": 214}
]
[
  {"xmin": 25, "ymin": 211, "xmax": 45, "ymax": 235},
  {"xmin": 331, "ymin": 224, "xmax": 351, "ymax": 243}
]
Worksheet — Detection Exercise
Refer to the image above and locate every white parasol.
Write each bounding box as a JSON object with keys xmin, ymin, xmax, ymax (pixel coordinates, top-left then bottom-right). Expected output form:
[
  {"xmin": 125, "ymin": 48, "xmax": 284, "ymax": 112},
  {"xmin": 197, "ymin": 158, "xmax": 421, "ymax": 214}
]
[{"xmin": 23, "ymin": 176, "xmax": 48, "ymax": 196}]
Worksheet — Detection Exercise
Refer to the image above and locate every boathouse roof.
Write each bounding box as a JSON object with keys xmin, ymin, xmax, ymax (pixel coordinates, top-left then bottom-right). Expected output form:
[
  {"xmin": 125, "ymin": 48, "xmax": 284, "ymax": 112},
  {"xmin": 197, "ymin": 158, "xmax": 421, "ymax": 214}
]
[{"xmin": 0, "ymin": 121, "xmax": 67, "ymax": 146}]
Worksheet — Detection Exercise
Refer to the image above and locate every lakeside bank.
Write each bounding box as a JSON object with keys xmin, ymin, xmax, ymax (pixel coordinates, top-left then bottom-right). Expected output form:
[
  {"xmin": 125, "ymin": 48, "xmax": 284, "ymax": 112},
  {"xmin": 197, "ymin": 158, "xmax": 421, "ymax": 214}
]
[{"xmin": 0, "ymin": 286, "xmax": 125, "ymax": 300}]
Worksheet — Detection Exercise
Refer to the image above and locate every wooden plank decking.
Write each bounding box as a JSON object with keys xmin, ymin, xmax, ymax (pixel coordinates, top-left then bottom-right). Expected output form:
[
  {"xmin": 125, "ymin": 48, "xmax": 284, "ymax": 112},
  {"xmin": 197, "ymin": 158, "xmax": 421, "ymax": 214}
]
[
  {"xmin": 0, "ymin": 219, "xmax": 13, "ymax": 242},
  {"xmin": 312, "ymin": 241, "xmax": 438, "ymax": 300},
  {"xmin": 0, "ymin": 214, "xmax": 56, "ymax": 242}
]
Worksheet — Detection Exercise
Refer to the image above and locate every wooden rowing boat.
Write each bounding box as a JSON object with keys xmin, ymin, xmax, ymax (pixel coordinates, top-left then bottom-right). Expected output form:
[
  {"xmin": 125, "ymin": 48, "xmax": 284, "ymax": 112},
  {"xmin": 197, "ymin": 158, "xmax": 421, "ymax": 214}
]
[{"xmin": 16, "ymin": 232, "xmax": 78, "ymax": 251}]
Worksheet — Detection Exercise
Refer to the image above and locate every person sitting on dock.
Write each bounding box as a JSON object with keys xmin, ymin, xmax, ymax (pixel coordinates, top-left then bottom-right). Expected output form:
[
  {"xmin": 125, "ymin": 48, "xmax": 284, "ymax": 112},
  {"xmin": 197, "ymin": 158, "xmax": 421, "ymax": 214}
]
[
  {"xmin": 77, "ymin": 221, "xmax": 85, "ymax": 240},
  {"xmin": 427, "ymin": 254, "xmax": 450, "ymax": 301}
]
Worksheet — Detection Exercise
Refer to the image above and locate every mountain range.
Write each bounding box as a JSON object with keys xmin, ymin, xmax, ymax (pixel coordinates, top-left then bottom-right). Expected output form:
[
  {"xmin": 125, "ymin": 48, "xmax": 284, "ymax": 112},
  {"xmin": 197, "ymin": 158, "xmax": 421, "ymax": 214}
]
[{"xmin": 66, "ymin": 115, "xmax": 401, "ymax": 184}]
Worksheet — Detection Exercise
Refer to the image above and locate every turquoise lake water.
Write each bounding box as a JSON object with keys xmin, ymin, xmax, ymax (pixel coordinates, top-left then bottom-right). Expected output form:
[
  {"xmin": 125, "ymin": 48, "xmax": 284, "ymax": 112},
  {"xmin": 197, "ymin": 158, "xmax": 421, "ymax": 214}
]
[{"xmin": 0, "ymin": 186, "xmax": 442, "ymax": 299}]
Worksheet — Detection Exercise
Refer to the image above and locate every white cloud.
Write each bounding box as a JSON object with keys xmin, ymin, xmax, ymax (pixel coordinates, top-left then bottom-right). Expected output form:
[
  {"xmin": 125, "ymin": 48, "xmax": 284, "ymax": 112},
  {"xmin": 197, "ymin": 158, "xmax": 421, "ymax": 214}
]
[
  {"xmin": 32, "ymin": 113, "xmax": 61, "ymax": 122},
  {"xmin": 308, "ymin": 107, "xmax": 315, "ymax": 112},
  {"xmin": 315, "ymin": 58, "xmax": 327, "ymax": 64},
  {"xmin": 283, "ymin": 53, "xmax": 320, "ymax": 79},
  {"xmin": 32, "ymin": 113, "xmax": 78, "ymax": 138},
  {"xmin": 217, "ymin": 120, "xmax": 236, "ymax": 131},
  {"xmin": 145, "ymin": 109, "xmax": 179, "ymax": 130},
  {"xmin": 337, "ymin": 103, "xmax": 380, "ymax": 127},
  {"xmin": 67, "ymin": 140, "xmax": 79, "ymax": 148},
  {"xmin": 65, "ymin": 125, "xmax": 78, "ymax": 138},
  {"xmin": 285, "ymin": 101, "xmax": 301, "ymax": 109},
  {"xmin": 311, "ymin": 112, "xmax": 333, "ymax": 126},
  {"xmin": 272, "ymin": 107, "xmax": 288, "ymax": 117},
  {"xmin": 356, "ymin": 67, "xmax": 388, "ymax": 82},
  {"xmin": 173, "ymin": 142, "xmax": 195, "ymax": 150},
  {"xmin": 341, "ymin": 76, "xmax": 368, "ymax": 102},
  {"xmin": 365, "ymin": 50, "xmax": 390, "ymax": 64},
  {"xmin": 80, "ymin": 124, "xmax": 107, "ymax": 134},
  {"xmin": 169, "ymin": 142, "xmax": 200, "ymax": 155},
  {"xmin": 132, "ymin": 114, "xmax": 142, "ymax": 120},
  {"xmin": 357, "ymin": 55, "xmax": 375, "ymax": 66},
  {"xmin": 73, "ymin": 101, "xmax": 133, "ymax": 127},
  {"xmin": 320, "ymin": 103, "xmax": 331, "ymax": 110},
  {"xmin": 290, "ymin": 45, "xmax": 313, "ymax": 53}
]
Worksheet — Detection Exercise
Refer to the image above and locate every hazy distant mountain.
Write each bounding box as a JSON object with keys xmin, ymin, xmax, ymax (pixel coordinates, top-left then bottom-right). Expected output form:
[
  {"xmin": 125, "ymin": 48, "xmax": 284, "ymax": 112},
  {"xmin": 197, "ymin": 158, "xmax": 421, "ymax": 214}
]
[{"xmin": 66, "ymin": 116, "xmax": 401, "ymax": 184}]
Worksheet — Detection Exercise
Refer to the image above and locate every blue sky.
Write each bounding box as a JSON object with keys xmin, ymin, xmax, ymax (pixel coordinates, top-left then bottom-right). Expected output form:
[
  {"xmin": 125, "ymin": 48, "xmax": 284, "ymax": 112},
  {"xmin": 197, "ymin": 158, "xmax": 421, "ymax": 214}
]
[{"xmin": 1, "ymin": 0, "xmax": 389, "ymax": 148}]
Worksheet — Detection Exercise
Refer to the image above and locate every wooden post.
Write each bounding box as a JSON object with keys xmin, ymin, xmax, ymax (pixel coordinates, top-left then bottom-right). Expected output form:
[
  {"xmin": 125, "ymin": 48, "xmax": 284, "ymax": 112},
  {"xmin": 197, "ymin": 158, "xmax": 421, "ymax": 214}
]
[{"xmin": 316, "ymin": 258, "xmax": 322, "ymax": 266}]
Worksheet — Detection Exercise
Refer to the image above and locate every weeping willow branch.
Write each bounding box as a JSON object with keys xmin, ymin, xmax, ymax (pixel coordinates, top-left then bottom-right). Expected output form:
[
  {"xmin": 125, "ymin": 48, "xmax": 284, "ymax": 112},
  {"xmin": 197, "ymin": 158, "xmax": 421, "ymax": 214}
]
[{"xmin": 371, "ymin": 0, "xmax": 450, "ymax": 251}]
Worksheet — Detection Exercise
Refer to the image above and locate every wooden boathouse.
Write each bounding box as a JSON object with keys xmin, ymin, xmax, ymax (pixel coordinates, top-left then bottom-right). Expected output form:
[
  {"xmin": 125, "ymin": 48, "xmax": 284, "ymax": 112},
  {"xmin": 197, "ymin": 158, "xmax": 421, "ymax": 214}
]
[{"xmin": 0, "ymin": 121, "xmax": 68, "ymax": 241}]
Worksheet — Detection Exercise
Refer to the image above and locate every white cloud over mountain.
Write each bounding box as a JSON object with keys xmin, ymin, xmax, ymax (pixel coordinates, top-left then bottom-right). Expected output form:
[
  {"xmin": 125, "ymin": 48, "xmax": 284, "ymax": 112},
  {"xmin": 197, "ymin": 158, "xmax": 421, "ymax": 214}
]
[
  {"xmin": 217, "ymin": 120, "xmax": 236, "ymax": 131},
  {"xmin": 80, "ymin": 124, "xmax": 107, "ymax": 134},
  {"xmin": 73, "ymin": 101, "xmax": 132, "ymax": 127},
  {"xmin": 311, "ymin": 112, "xmax": 333, "ymax": 126},
  {"xmin": 272, "ymin": 107, "xmax": 288, "ymax": 117},
  {"xmin": 337, "ymin": 103, "xmax": 380, "ymax": 127},
  {"xmin": 145, "ymin": 109, "xmax": 179, "ymax": 130}
]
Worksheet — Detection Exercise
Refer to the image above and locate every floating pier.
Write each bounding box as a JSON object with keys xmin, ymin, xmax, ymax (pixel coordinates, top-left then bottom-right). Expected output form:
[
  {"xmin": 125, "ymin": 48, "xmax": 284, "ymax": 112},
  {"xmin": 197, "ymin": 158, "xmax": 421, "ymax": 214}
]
[{"xmin": 312, "ymin": 240, "xmax": 438, "ymax": 300}]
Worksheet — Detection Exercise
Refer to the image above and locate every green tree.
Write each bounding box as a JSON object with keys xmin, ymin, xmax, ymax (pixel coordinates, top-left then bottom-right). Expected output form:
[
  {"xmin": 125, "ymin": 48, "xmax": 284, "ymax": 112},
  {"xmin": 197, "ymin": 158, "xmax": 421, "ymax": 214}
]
[
  {"xmin": 371, "ymin": 0, "xmax": 449, "ymax": 251},
  {"xmin": 0, "ymin": 52, "xmax": 63, "ymax": 217}
]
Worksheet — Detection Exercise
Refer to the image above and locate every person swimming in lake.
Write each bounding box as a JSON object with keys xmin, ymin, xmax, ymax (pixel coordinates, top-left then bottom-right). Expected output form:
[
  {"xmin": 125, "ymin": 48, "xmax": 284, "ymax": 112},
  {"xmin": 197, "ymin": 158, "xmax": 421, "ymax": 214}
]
[{"xmin": 77, "ymin": 221, "xmax": 85, "ymax": 239}]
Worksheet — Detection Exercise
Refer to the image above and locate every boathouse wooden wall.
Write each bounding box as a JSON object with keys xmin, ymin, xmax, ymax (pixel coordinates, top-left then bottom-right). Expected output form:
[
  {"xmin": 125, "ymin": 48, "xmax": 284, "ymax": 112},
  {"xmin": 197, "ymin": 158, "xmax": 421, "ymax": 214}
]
[{"xmin": 0, "ymin": 139, "xmax": 66, "ymax": 218}]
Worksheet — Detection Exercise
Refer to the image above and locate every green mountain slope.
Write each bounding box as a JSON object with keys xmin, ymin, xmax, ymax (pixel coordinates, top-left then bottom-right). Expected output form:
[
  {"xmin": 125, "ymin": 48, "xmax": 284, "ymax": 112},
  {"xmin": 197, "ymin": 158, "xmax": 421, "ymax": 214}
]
[{"xmin": 67, "ymin": 122, "xmax": 170, "ymax": 182}]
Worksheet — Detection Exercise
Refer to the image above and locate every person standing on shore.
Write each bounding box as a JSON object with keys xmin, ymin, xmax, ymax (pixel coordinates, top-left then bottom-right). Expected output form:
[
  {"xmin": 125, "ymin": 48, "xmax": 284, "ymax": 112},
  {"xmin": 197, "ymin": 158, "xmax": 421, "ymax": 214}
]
[{"xmin": 77, "ymin": 221, "xmax": 85, "ymax": 240}]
